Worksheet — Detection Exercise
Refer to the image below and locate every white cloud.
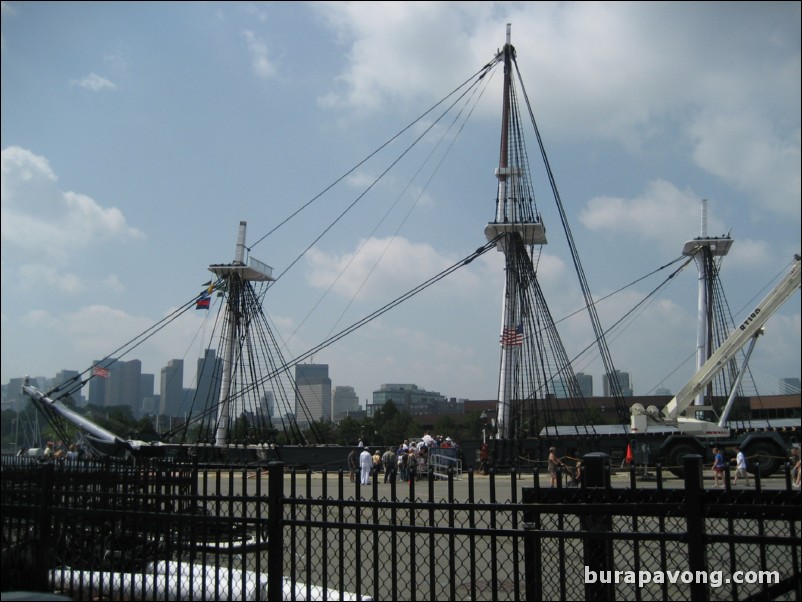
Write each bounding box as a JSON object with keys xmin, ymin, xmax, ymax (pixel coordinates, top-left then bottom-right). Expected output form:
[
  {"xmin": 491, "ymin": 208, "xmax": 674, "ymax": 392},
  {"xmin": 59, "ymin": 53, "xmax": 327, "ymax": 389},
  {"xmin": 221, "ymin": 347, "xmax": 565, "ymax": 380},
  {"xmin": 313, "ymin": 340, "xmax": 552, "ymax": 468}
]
[
  {"xmin": 1, "ymin": 146, "xmax": 144, "ymax": 266},
  {"xmin": 306, "ymin": 236, "xmax": 483, "ymax": 302},
  {"xmin": 243, "ymin": 30, "xmax": 276, "ymax": 79},
  {"xmin": 688, "ymin": 110, "xmax": 801, "ymax": 220},
  {"xmin": 315, "ymin": 3, "xmax": 800, "ymax": 220},
  {"xmin": 70, "ymin": 72, "xmax": 116, "ymax": 91},
  {"xmin": 19, "ymin": 264, "xmax": 83, "ymax": 294},
  {"xmin": 577, "ymin": 180, "xmax": 718, "ymax": 254}
]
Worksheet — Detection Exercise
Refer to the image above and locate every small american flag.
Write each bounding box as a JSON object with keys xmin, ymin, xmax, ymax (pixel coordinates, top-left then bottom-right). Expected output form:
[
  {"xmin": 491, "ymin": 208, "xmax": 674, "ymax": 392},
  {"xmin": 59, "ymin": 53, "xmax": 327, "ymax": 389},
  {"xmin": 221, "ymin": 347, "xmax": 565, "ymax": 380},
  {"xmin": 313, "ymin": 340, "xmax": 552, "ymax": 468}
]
[
  {"xmin": 93, "ymin": 366, "xmax": 110, "ymax": 379},
  {"xmin": 500, "ymin": 323, "xmax": 523, "ymax": 346}
]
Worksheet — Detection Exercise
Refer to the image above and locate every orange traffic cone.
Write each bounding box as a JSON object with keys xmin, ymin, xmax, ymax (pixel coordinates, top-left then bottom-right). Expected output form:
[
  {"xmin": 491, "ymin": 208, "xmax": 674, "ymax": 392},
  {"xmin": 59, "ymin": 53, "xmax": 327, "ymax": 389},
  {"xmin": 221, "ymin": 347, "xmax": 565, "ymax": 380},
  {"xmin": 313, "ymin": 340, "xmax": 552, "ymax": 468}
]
[{"xmin": 625, "ymin": 444, "xmax": 634, "ymax": 465}]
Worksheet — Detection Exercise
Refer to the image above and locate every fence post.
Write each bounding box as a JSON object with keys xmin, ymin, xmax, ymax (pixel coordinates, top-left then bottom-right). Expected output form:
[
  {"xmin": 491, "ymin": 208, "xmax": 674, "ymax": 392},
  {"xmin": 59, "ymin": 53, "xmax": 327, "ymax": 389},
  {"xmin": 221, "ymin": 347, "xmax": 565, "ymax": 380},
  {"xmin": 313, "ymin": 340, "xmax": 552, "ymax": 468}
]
[
  {"xmin": 581, "ymin": 452, "xmax": 614, "ymax": 601},
  {"xmin": 34, "ymin": 462, "xmax": 54, "ymax": 594},
  {"xmin": 683, "ymin": 454, "xmax": 707, "ymax": 602},
  {"xmin": 267, "ymin": 461, "xmax": 285, "ymax": 602}
]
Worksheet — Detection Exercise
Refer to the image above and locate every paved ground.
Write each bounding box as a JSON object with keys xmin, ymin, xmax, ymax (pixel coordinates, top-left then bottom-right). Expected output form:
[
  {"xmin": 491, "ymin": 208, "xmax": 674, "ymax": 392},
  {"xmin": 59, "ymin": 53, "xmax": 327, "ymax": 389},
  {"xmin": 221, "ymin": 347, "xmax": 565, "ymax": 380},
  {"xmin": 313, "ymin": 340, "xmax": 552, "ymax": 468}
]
[{"xmin": 213, "ymin": 466, "xmax": 795, "ymax": 501}]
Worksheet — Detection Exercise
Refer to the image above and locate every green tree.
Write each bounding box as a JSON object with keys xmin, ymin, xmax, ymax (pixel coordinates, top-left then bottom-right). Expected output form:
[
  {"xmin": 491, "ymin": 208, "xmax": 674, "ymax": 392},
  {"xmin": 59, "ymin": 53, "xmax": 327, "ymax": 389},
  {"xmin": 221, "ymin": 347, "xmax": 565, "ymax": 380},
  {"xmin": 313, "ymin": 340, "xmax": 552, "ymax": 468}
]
[
  {"xmin": 373, "ymin": 401, "xmax": 416, "ymax": 447},
  {"xmin": 433, "ymin": 415, "xmax": 459, "ymax": 440},
  {"xmin": 304, "ymin": 418, "xmax": 337, "ymax": 444},
  {"xmin": 335, "ymin": 416, "xmax": 362, "ymax": 446},
  {"xmin": 231, "ymin": 414, "xmax": 250, "ymax": 443}
]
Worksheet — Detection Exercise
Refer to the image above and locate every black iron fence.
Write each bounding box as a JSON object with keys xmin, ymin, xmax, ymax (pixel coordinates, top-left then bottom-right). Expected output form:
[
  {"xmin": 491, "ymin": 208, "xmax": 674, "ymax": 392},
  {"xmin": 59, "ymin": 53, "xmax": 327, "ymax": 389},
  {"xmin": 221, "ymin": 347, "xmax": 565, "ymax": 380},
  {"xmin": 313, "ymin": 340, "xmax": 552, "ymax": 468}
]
[{"xmin": 1, "ymin": 454, "xmax": 799, "ymax": 601}]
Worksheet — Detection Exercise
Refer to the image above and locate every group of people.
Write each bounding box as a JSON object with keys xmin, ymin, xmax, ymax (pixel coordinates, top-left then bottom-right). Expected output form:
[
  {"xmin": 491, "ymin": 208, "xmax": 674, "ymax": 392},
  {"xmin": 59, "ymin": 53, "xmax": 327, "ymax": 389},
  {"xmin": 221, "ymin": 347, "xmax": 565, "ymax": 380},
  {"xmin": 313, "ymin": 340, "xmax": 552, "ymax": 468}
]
[
  {"xmin": 713, "ymin": 445, "xmax": 802, "ymax": 488},
  {"xmin": 711, "ymin": 446, "xmax": 749, "ymax": 487},
  {"xmin": 347, "ymin": 433, "xmax": 459, "ymax": 486},
  {"xmin": 18, "ymin": 441, "xmax": 81, "ymax": 462}
]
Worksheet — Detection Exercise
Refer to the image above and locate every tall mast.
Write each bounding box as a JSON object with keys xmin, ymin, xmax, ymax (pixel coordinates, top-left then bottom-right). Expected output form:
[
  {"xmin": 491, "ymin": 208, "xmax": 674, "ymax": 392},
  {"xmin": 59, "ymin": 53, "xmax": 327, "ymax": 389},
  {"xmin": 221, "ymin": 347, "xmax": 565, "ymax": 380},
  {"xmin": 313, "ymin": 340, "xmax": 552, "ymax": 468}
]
[
  {"xmin": 681, "ymin": 199, "xmax": 732, "ymax": 407},
  {"xmin": 484, "ymin": 24, "xmax": 547, "ymax": 439},
  {"xmin": 209, "ymin": 221, "xmax": 274, "ymax": 447}
]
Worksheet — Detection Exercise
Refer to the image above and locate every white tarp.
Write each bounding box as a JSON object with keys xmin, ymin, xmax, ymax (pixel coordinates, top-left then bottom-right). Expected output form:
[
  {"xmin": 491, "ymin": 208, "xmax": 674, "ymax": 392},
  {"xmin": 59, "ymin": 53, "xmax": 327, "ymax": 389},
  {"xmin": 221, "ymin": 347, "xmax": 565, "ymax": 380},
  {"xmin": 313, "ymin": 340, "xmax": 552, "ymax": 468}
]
[{"xmin": 50, "ymin": 562, "xmax": 372, "ymax": 601}]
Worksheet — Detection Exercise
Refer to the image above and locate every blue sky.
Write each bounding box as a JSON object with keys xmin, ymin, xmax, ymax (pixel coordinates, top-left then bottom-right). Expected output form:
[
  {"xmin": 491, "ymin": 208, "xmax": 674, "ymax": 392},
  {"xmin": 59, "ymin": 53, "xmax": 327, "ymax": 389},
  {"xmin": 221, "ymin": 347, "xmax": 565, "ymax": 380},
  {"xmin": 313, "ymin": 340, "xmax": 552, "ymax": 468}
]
[{"xmin": 2, "ymin": 2, "xmax": 800, "ymax": 406}]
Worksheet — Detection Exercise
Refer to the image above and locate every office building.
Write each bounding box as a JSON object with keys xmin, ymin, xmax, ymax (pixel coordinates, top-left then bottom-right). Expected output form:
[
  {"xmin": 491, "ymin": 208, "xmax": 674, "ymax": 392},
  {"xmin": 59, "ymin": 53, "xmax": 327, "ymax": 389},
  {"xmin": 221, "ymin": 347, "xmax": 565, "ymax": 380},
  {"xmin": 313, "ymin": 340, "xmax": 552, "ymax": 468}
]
[{"xmin": 295, "ymin": 363, "xmax": 332, "ymax": 424}]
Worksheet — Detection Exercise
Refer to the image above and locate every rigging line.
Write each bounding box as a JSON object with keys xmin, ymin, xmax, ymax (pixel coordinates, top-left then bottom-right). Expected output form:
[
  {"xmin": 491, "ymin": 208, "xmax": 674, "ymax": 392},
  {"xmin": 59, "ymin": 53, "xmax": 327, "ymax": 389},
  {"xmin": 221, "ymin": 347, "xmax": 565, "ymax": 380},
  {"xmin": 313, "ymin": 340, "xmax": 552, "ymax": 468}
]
[
  {"xmin": 264, "ymin": 70, "xmax": 502, "ymax": 291},
  {"xmin": 311, "ymin": 64, "xmax": 499, "ymax": 347},
  {"xmin": 45, "ymin": 292, "xmax": 203, "ymax": 401},
  {"xmin": 220, "ymin": 239, "xmax": 499, "ymax": 404},
  {"xmin": 571, "ymin": 257, "xmax": 693, "ymax": 366},
  {"xmin": 247, "ymin": 58, "xmax": 502, "ymax": 254},
  {"xmin": 549, "ymin": 255, "xmax": 690, "ymax": 330},
  {"xmin": 179, "ymin": 299, "xmax": 228, "ymax": 439},
  {"xmin": 538, "ymin": 256, "xmax": 694, "ymax": 397},
  {"xmin": 513, "ymin": 56, "xmax": 629, "ymax": 420}
]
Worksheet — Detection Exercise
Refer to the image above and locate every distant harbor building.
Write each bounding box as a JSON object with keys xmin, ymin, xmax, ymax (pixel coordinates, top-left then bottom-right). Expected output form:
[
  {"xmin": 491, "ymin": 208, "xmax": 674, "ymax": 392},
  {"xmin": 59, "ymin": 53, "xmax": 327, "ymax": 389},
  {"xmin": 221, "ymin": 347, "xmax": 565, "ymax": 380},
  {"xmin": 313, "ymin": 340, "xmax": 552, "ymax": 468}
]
[
  {"xmin": 87, "ymin": 359, "xmax": 142, "ymax": 410},
  {"xmin": 295, "ymin": 363, "xmax": 332, "ymax": 424},
  {"xmin": 575, "ymin": 372, "xmax": 593, "ymax": 398},
  {"xmin": 603, "ymin": 370, "xmax": 633, "ymax": 397},
  {"xmin": 261, "ymin": 391, "xmax": 276, "ymax": 417},
  {"xmin": 88, "ymin": 358, "xmax": 115, "ymax": 407},
  {"xmin": 140, "ymin": 373, "xmax": 155, "ymax": 415},
  {"xmin": 368, "ymin": 384, "xmax": 462, "ymax": 417},
  {"xmin": 118, "ymin": 360, "xmax": 142, "ymax": 411},
  {"xmin": 655, "ymin": 385, "xmax": 672, "ymax": 396},
  {"xmin": 781, "ymin": 378, "xmax": 801, "ymax": 394},
  {"xmin": 160, "ymin": 359, "xmax": 184, "ymax": 417},
  {"xmin": 196, "ymin": 349, "xmax": 222, "ymax": 409},
  {"xmin": 2, "ymin": 377, "xmax": 38, "ymax": 412},
  {"xmin": 332, "ymin": 385, "xmax": 360, "ymax": 419}
]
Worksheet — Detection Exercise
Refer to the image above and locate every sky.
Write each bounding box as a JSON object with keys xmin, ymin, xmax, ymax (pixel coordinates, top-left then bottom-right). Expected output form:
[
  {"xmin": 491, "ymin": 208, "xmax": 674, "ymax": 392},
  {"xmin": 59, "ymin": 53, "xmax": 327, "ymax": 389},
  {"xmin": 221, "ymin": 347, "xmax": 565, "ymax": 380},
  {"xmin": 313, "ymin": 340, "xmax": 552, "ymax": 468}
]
[{"xmin": 2, "ymin": 1, "xmax": 800, "ymax": 408}]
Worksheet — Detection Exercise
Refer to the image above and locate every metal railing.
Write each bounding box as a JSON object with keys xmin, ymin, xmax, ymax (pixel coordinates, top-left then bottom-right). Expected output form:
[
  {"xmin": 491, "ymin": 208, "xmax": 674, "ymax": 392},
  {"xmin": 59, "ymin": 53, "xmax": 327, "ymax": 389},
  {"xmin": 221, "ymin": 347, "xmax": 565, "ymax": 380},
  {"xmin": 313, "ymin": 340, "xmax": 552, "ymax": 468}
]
[{"xmin": 1, "ymin": 454, "xmax": 799, "ymax": 601}]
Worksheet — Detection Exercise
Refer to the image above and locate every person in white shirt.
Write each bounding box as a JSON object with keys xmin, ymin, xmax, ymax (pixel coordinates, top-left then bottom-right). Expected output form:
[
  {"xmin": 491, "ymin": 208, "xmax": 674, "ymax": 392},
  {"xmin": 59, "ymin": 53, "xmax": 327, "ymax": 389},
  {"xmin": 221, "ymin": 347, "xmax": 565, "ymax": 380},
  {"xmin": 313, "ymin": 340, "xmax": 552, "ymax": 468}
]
[
  {"xmin": 731, "ymin": 446, "xmax": 750, "ymax": 486},
  {"xmin": 359, "ymin": 447, "xmax": 373, "ymax": 485}
]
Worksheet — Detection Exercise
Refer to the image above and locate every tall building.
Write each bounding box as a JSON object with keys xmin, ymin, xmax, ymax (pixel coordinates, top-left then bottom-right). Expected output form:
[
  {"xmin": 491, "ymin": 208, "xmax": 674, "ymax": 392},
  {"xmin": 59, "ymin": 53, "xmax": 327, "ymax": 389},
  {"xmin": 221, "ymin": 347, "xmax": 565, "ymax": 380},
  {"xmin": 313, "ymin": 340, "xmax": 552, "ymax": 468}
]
[
  {"xmin": 294, "ymin": 363, "xmax": 331, "ymax": 425},
  {"xmin": 88, "ymin": 359, "xmax": 114, "ymax": 406},
  {"xmin": 160, "ymin": 359, "xmax": 184, "ymax": 417},
  {"xmin": 575, "ymin": 372, "xmax": 593, "ymax": 398},
  {"xmin": 196, "ymin": 349, "xmax": 222, "ymax": 410},
  {"xmin": 118, "ymin": 360, "xmax": 142, "ymax": 411},
  {"xmin": 332, "ymin": 386, "xmax": 360, "ymax": 419},
  {"xmin": 140, "ymin": 373, "xmax": 155, "ymax": 413},
  {"xmin": 603, "ymin": 370, "xmax": 633, "ymax": 397}
]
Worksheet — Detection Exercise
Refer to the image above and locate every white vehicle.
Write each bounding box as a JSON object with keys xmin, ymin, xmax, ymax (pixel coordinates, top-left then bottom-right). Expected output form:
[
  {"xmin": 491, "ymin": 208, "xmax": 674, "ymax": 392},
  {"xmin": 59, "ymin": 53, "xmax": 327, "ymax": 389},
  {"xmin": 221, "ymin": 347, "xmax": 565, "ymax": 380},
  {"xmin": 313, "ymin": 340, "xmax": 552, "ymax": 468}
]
[{"xmin": 630, "ymin": 254, "xmax": 800, "ymax": 476}]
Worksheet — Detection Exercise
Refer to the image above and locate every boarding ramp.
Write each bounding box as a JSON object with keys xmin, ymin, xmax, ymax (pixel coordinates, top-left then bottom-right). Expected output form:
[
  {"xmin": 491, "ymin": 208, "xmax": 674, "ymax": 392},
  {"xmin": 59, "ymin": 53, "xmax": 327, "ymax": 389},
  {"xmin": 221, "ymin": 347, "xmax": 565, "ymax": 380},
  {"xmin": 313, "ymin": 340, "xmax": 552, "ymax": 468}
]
[{"xmin": 428, "ymin": 448, "xmax": 462, "ymax": 480}]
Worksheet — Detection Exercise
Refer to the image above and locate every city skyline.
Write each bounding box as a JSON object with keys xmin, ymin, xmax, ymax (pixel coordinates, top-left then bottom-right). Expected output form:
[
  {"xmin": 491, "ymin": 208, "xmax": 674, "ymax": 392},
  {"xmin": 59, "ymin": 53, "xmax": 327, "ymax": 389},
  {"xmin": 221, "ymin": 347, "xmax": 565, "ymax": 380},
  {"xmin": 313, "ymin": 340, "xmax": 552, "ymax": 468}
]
[
  {"xmin": 4, "ymin": 352, "xmax": 801, "ymax": 418},
  {"xmin": 2, "ymin": 3, "xmax": 800, "ymax": 405}
]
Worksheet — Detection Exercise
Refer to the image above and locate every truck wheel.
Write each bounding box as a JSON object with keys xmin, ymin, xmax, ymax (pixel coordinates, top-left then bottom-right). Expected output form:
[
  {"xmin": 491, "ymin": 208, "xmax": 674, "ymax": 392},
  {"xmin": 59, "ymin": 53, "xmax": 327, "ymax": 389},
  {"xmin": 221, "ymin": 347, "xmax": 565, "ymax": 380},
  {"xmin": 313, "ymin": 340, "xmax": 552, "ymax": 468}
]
[
  {"xmin": 744, "ymin": 443, "xmax": 782, "ymax": 477},
  {"xmin": 666, "ymin": 443, "xmax": 700, "ymax": 478}
]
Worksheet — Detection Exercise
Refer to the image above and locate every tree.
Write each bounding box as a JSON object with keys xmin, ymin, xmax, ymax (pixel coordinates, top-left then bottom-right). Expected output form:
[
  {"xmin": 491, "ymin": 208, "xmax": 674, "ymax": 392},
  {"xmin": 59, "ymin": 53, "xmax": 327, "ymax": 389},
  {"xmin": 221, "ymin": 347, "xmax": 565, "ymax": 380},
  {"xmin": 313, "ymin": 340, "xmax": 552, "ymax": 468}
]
[
  {"xmin": 335, "ymin": 416, "xmax": 362, "ymax": 446},
  {"xmin": 373, "ymin": 401, "xmax": 416, "ymax": 447},
  {"xmin": 304, "ymin": 419, "xmax": 337, "ymax": 444}
]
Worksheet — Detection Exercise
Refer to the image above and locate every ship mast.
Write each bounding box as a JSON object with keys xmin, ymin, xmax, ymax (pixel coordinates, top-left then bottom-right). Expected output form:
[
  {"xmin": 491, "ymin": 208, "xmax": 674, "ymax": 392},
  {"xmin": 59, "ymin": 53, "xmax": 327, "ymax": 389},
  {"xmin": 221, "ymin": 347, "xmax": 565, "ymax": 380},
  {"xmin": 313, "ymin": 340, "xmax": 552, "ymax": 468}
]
[
  {"xmin": 681, "ymin": 200, "xmax": 732, "ymax": 408},
  {"xmin": 484, "ymin": 24, "xmax": 547, "ymax": 439},
  {"xmin": 209, "ymin": 221, "xmax": 275, "ymax": 446}
]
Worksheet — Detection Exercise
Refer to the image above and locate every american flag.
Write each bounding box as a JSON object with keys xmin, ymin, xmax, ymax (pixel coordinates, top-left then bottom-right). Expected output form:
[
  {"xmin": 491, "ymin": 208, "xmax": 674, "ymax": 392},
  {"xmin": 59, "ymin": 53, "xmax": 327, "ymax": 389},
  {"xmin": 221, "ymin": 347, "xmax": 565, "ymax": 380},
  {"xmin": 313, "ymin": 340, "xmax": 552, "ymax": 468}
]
[
  {"xmin": 500, "ymin": 323, "xmax": 524, "ymax": 346},
  {"xmin": 93, "ymin": 366, "xmax": 110, "ymax": 379}
]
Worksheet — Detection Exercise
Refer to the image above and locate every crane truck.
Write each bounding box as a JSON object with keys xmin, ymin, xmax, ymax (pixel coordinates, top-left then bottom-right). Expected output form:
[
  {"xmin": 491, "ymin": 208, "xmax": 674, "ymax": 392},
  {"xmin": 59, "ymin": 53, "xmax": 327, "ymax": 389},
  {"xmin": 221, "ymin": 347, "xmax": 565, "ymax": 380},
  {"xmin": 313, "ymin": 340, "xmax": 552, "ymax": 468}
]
[{"xmin": 627, "ymin": 254, "xmax": 801, "ymax": 476}]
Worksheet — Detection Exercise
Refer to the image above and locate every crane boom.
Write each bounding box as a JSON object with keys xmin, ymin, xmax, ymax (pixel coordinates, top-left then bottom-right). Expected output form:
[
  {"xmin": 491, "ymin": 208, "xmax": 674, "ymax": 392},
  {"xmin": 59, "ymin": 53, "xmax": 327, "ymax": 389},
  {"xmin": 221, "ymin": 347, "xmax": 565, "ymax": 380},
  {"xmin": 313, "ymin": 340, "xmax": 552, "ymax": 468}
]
[
  {"xmin": 21, "ymin": 376, "xmax": 156, "ymax": 457},
  {"xmin": 663, "ymin": 255, "xmax": 800, "ymax": 421}
]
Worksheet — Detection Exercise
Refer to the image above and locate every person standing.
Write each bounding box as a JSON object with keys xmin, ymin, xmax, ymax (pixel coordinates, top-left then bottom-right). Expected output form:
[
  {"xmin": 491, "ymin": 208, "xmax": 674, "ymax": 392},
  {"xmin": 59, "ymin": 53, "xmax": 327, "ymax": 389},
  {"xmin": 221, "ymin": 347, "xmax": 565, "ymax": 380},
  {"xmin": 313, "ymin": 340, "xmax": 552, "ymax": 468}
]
[
  {"xmin": 359, "ymin": 447, "xmax": 373, "ymax": 486},
  {"xmin": 731, "ymin": 446, "xmax": 750, "ymax": 486},
  {"xmin": 372, "ymin": 448, "xmax": 383, "ymax": 480},
  {"xmin": 398, "ymin": 446, "xmax": 409, "ymax": 482},
  {"xmin": 712, "ymin": 447, "xmax": 726, "ymax": 487},
  {"xmin": 382, "ymin": 447, "xmax": 397, "ymax": 483},
  {"xmin": 548, "ymin": 447, "xmax": 566, "ymax": 488},
  {"xmin": 348, "ymin": 448, "xmax": 358, "ymax": 482}
]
